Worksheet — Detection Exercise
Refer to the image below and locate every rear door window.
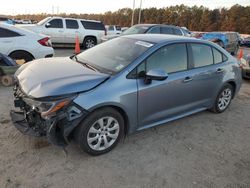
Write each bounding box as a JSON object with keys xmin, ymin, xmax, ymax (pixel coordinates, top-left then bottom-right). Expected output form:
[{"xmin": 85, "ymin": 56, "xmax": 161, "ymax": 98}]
[
  {"xmin": 191, "ymin": 43, "xmax": 213, "ymax": 68},
  {"xmin": 48, "ymin": 19, "xmax": 63, "ymax": 28},
  {"xmin": 66, "ymin": 19, "xmax": 79, "ymax": 29},
  {"xmin": 161, "ymin": 27, "xmax": 173, "ymax": 34},
  {"xmin": 0, "ymin": 28, "xmax": 21, "ymax": 37},
  {"xmin": 147, "ymin": 27, "xmax": 161, "ymax": 34},
  {"xmin": 81, "ymin": 21, "xmax": 105, "ymax": 30}
]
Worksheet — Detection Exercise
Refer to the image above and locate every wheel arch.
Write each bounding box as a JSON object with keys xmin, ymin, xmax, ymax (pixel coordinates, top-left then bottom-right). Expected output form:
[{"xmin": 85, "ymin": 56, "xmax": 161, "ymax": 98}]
[
  {"xmin": 227, "ymin": 80, "xmax": 236, "ymax": 98},
  {"xmin": 87, "ymin": 105, "xmax": 130, "ymax": 136},
  {"xmin": 83, "ymin": 35, "xmax": 97, "ymax": 42},
  {"xmin": 8, "ymin": 50, "xmax": 35, "ymax": 60}
]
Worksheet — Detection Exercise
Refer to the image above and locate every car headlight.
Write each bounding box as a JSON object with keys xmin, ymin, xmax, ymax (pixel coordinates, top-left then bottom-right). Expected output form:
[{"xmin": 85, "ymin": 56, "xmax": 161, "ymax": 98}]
[{"xmin": 23, "ymin": 95, "xmax": 76, "ymax": 118}]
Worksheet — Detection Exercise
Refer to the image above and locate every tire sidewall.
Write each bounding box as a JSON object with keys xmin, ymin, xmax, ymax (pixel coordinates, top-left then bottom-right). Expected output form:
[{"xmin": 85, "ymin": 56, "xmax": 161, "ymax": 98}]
[{"xmin": 76, "ymin": 108, "xmax": 124, "ymax": 155}]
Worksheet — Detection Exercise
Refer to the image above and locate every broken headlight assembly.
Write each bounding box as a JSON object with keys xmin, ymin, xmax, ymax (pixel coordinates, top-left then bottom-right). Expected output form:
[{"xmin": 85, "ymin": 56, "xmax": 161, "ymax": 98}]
[{"xmin": 23, "ymin": 95, "xmax": 77, "ymax": 119}]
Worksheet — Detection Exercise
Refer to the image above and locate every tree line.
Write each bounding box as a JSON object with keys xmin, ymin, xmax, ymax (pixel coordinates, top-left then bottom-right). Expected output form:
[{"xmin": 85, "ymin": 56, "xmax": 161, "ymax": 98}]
[{"xmin": 12, "ymin": 4, "xmax": 250, "ymax": 34}]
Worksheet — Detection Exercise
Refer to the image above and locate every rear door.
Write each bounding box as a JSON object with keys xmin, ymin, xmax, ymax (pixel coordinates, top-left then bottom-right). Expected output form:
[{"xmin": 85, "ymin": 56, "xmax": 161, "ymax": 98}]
[
  {"xmin": 64, "ymin": 19, "xmax": 80, "ymax": 44},
  {"xmin": 187, "ymin": 43, "xmax": 225, "ymax": 105},
  {"xmin": 0, "ymin": 27, "xmax": 19, "ymax": 54},
  {"xmin": 43, "ymin": 18, "xmax": 65, "ymax": 44}
]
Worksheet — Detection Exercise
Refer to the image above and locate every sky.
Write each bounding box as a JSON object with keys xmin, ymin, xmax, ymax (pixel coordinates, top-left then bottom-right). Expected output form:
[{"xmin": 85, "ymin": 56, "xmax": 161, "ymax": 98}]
[{"xmin": 1, "ymin": 0, "xmax": 249, "ymax": 15}]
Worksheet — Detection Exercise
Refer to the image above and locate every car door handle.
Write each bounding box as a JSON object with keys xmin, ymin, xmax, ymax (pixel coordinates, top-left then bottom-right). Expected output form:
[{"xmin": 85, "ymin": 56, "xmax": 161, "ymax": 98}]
[
  {"xmin": 216, "ymin": 68, "xmax": 224, "ymax": 73},
  {"xmin": 183, "ymin": 76, "xmax": 193, "ymax": 83},
  {"xmin": 58, "ymin": 30, "xmax": 64, "ymax": 33}
]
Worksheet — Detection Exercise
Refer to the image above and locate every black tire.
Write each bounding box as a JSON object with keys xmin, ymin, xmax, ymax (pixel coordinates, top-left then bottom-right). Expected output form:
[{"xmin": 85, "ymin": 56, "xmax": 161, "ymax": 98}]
[
  {"xmin": 83, "ymin": 37, "xmax": 97, "ymax": 49},
  {"xmin": 1, "ymin": 75, "xmax": 14, "ymax": 87},
  {"xmin": 211, "ymin": 84, "xmax": 234, "ymax": 113},
  {"xmin": 9, "ymin": 51, "xmax": 34, "ymax": 63},
  {"xmin": 74, "ymin": 107, "xmax": 124, "ymax": 155}
]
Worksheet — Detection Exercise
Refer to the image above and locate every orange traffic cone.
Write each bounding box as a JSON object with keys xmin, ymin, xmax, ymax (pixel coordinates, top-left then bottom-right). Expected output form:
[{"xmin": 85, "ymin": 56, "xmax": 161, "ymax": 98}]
[
  {"xmin": 75, "ymin": 35, "xmax": 81, "ymax": 54},
  {"xmin": 238, "ymin": 48, "xmax": 243, "ymax": 59}
]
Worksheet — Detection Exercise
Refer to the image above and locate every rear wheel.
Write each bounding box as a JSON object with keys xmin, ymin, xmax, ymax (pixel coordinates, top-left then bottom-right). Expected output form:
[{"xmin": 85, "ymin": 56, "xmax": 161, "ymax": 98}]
[
  {"xmin": 9, "ymin": 51, "xmax": 34, "ymax": 63},
  {"xmin": 211, "ymin": 84, "xmax": 233, "ymax": 113},
  {"xmin": 83, "ymin": 37, "xmax": 97, "ymax": 49},
  {"xmin": 74, "ymin": 108, "xmax": 124, "ymax": 155}
]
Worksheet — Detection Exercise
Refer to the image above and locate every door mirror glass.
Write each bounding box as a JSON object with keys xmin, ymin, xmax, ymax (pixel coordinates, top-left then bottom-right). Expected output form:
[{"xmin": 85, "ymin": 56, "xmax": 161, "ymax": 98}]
[
  {"xmin": 45, "ymin": 23, "xmax": 51, "ymax": 28},
  {"xmin": 145, "ymin": 69, "xmax": 168, "ymax": 84}
]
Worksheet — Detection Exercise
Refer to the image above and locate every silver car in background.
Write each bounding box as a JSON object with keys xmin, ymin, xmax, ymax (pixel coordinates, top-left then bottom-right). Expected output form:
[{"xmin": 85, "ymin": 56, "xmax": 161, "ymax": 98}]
[{"xmin": 10, "ymin": 34, "xmax": 242, "ymax": 155}]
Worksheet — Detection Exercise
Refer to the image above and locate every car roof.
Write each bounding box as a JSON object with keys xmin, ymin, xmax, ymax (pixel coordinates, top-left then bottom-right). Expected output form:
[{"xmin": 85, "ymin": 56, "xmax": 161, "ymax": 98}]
[
  {"xmin": 134, "ymin": 24, "xmax": 181, "ymax": 28},
  {"xmin": 50, "ymin": 16, "xmax": 102, "ymax": 23},
  {"xmin": 205, "ymin": 31, "xmax": 237, "ymax": 35},
  {"xmin": 121, "ymin": 34, "xmax": 202, "ymax": 44}
]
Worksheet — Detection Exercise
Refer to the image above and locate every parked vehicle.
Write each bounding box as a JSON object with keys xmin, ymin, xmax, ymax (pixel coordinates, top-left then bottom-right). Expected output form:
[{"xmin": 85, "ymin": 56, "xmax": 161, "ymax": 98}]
[
  {"xmin": 240, "ymin": 36, "xmax": 250, "ymax": 47},
  {"xmin": 21, "ymin": 19, "xmax": 32, "ymax": 24},
  {"xmin": 202, "ymin": 32, "xmax": 239, "ymax": 55},
  {"xmin": 0, "ymin": 23, "xmax": 54, "ymax": 62},
  {"xmin": 121, "ymin": 27, "xmax": 129, "ymax": 32},
  {"xmin": 20, "ymin": 17, "xmax": 106, "ymax": 49},
  {"xmin": 10, "ymin": 34, "xmax": 242, "ymax": 155},
  {"xmin": 240, "ymin": 54, "xmax": 250, "ymax": 79},
  {"xmin": 0, "ymin": 53, "xmax": 19, "ymax": 86},
  {"xmin": 0, "ymin": 16, "xmax": 15, "ymax": 25},
  {"xmin": 105, "ymin": 25, "xmax": 122, "ymax": 35},
  {"xmin": 101, "ymin": 24, "xmax": 190, "ymax": 42}
]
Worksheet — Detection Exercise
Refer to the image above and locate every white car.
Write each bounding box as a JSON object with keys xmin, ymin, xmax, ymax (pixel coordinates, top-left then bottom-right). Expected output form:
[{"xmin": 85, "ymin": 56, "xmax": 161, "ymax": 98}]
[
  {"xmin": 0, "ymin": 23, "xmax": 54, "ymax": 62},
  {"xmin": 20, "ymin": 17, "xmax": 106, "ymax": 49},
  {"xmin": 105, "ymin": 25, "xmax": 122, "ymax": 35}
]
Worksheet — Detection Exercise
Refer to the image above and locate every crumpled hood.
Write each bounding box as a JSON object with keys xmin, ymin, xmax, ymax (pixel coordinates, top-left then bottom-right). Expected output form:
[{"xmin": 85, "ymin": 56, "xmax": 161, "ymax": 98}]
[{"xmin": 15, "ymin": 57, "xmax": 109, "ymax": 98}]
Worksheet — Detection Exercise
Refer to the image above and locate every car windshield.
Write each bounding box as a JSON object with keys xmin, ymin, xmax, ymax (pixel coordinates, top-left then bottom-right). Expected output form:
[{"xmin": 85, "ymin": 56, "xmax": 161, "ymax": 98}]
[
  {"xmin": 122, "ymin": 25, "xmax": 150, "ymax": 35},
  {"xmin": 76, "ymin": 37, "xmax": 154, "ymax": 74},
  {"xmin": 37, "ymin": 17, "xmax": 51, "ymax": 25}
]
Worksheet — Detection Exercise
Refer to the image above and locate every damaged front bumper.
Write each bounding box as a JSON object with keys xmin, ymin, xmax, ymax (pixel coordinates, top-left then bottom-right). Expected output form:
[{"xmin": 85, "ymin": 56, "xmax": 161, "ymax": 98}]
[{"xmin": 10, "ymin": 95, "xmax": 88, "ymax": 147}]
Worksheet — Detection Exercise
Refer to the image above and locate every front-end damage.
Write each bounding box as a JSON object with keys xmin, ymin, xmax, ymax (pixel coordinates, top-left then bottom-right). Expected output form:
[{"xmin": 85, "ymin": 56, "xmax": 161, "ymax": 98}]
[{"xmin": 10, "ymin": 84, "xmax": 88, "ymax": 147}]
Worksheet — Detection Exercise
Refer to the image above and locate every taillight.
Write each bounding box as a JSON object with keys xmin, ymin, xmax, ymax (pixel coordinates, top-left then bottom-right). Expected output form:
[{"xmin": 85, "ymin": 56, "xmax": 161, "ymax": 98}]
[{"xmin": 38, "ymin": 37, "xmax": 52, "ymax": 47}]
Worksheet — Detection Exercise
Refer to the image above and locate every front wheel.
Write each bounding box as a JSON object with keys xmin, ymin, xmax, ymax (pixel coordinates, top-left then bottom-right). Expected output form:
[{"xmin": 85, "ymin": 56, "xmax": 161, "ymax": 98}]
[
  {"xmin": 74, "ymin": 108, "xmax": 124, "ymax": 155},
  {"xmin": 211, "ymin": 84, "xmax": 233, "ymax": 113}
]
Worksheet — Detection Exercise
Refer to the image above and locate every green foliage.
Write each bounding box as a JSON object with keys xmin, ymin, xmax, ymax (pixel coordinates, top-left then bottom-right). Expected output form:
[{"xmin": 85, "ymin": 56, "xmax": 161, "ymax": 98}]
[{"xmin": 11, "ymin": 4, "xmax": 250, "ymax": 33}]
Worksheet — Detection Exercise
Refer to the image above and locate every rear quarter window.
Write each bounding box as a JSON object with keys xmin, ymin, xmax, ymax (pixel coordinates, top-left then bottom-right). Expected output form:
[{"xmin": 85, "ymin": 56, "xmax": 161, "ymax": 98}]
[
  {"xmin": 0, "ymin": 28, "xmax": 21, "ymax": 38},
  {"xmin": 81, "ymin": 21, "xmax": 105, "ymax": 31}
]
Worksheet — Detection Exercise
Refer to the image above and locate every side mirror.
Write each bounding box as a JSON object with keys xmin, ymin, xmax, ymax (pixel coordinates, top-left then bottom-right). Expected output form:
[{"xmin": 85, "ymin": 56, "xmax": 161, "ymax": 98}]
[
  {"xmin": 45, "ymin": 23, "xmax": 51, "ymax": 28},
  {"xmin": 144, "ymin": 69, "xmax": 168, "ymax": 84}
]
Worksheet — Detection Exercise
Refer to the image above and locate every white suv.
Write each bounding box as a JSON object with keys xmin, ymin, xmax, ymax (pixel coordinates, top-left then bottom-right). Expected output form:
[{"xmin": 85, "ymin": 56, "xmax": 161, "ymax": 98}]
[{"xmin": 20, "ymin": 17, "xmax": 106, "ymax": 49}]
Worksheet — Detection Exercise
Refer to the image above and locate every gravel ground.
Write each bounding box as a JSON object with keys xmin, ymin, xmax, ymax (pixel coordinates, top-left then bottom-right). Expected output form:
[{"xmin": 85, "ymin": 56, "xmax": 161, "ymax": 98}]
[{"xmin": 0, "ymin": 79, "xmax": 250, "ymax": 188}]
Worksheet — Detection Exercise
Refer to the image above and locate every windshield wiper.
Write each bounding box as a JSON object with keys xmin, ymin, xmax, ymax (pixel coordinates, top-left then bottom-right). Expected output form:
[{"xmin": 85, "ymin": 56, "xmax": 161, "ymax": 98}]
[{"xmin": 71, "ymin": 55, "xmax": 99, "ymax": 72}]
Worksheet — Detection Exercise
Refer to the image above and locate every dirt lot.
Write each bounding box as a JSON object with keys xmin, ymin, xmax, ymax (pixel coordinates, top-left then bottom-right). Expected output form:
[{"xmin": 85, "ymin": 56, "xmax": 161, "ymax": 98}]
[{"xmin": 0, "ymin": 78, "xmax": 250, "ymax": 188}]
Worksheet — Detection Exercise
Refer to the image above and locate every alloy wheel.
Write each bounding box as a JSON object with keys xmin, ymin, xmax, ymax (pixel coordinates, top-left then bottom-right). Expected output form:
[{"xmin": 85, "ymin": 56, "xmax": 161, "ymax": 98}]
[
  {"xmin": 217, "ymin": 88, "xmax": 232, "ymax": 111},
  {"xmin": 87, "ymin": 116, "xmax": 120, "ymax": 151}
]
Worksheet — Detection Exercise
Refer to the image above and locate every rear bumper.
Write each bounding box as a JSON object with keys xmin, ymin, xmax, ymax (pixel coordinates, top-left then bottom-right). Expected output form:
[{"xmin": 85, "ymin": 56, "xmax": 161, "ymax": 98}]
[{"xmin": 242, "ymin": 67, "xmax": 250, "ymax": 79}]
